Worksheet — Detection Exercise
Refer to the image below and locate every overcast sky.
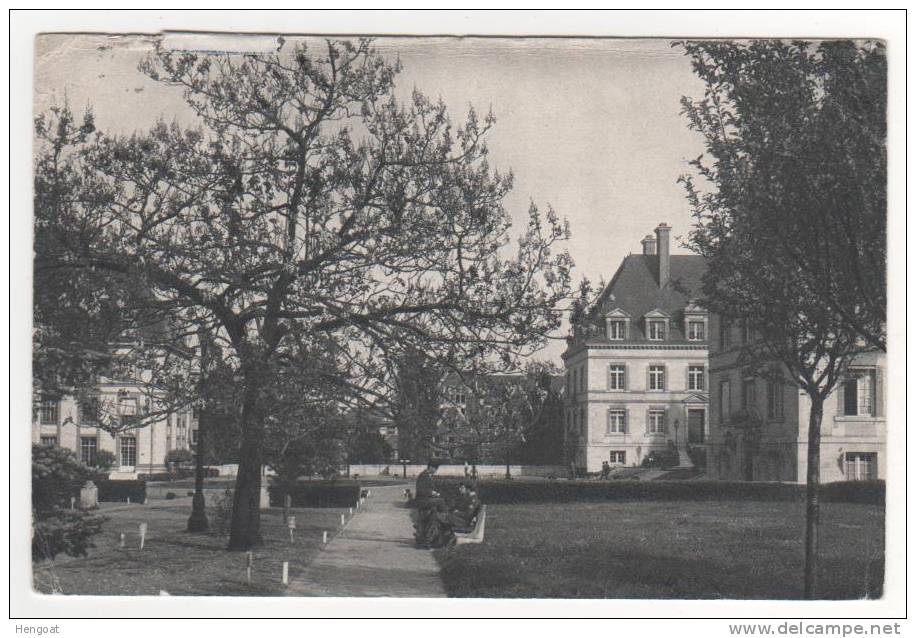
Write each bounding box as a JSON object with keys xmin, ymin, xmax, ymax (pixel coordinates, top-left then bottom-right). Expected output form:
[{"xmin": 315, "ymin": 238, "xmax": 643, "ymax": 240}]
[{"xmin": 35, "ymin": 34, "xmax": 708, "ymax": 365}]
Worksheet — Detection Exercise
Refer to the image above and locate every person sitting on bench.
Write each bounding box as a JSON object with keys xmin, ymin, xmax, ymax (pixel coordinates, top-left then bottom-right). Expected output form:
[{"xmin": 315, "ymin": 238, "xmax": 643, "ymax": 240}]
[
  {"xmin": 413, "ymin": 460, "xmax": 454, "ymax": 548},
  {"xmin": 448, "ymin": 482, "xmax": 481, "ymax": 533}
]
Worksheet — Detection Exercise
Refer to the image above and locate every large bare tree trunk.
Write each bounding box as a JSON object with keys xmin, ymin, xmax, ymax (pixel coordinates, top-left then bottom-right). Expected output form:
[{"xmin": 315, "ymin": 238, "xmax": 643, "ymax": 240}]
[
  {"xmin": 228, "ymin": 380, "xmax": 265, "ymax": 550},
  {"xmin": 803, "ymin": 395, "xmax": 824, "ymax": 599}
]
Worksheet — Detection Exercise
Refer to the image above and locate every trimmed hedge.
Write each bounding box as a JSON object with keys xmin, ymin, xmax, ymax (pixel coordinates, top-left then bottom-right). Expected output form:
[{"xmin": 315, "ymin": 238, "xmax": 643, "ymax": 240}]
[
  {"xmin": 140, "ymin": 469, "xmax": 220, "ymax": 482},
  {"xmin": 268, "ymin": 480, "xmax": 361, "ymax": 508},
  {"xmin": 72, "ymin": 479, "xmax": 147, "ymax": 504},
  {"xmin": 430, "ymin": 477, "xmax": 884, "ymax": 506}
]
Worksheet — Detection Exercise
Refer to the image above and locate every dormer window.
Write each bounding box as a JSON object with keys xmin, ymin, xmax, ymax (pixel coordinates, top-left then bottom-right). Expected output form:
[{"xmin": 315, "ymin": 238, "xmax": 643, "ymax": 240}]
[
  {"xmin": 647, "ymin": 320, "xmax": 666, "ymax": 341},
  {"xmin": 608, "ymin": 320, "xmax": 626, "ymax": 340},
  {"xmin": 683, "ymin": 302, "xmax": 708, "ymax": 343},
  {"xmin": 643, "ymin": 309, "xmax": 670, "ymax": 341},
  {"xmin": 687, "ymin": 320, "xmax": 706, "ymax": 341},
  {"xmin": 605, "ymin": 308, "xmax": 631, "ymax": 341}
]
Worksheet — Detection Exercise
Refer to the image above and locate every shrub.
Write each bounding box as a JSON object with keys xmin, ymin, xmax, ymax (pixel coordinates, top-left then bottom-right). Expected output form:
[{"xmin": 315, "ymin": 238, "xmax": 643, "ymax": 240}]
[
  {"xmin": 268, "ymin": 480, "xmax": 361, "ymax": 508},
  {"xmin": 641, "ymin": 447, "xmax": 680, "ymax": 469},
  {"xmin": 686, "ymin": 445, "xmax": 707, "ymax": 469},
  {"xmin": 90, "ymin": 449, "xmax": 116, "ymax": 473},
  {"xmin": 165, "ymin": 492, "xmax": 177, "ymax": 500},
  {"xmin": 94, "ymin": 479, "xmax": 146, "ymax": 503},
  {"xmin": 31, "ymin": 444, "xmax": 106, "ymax": 561},
  {"xmin": 821, "ymin": 480, "xmax": 885, "ymax": 504},
  {"xmin": 32, "ymin": 509, "xmax": 107, "ymax": 561},
  {"xmin": 32, "ymin": 444, "xmax": 92, "ymax": 513}
]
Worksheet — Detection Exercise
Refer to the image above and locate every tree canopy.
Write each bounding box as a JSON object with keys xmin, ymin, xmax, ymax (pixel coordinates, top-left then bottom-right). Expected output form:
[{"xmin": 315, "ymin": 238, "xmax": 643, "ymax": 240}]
[{"xmin": 35, "ymin": 38, "xmax": 571, "ymax": 549}]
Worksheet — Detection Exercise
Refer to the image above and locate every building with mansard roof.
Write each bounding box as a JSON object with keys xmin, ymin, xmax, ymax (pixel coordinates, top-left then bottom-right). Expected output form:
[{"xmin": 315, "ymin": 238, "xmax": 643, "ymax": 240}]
[{"xmin": 563, "ymin": 223, "xmax": 709, "ymax": 473}]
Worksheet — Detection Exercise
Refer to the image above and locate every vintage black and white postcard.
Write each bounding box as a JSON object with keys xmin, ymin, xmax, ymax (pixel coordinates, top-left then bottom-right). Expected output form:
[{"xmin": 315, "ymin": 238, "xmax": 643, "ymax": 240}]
[{"xmin": 10, "ymin": 9, "xmax": 907, "ymax": 629}]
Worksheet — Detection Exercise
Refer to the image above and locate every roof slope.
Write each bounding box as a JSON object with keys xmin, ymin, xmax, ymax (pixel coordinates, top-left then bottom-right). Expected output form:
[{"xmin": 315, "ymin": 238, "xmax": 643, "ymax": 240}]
[{"xmin": 593, "ymin": 254, "xmax": 707, "ymax": 343}]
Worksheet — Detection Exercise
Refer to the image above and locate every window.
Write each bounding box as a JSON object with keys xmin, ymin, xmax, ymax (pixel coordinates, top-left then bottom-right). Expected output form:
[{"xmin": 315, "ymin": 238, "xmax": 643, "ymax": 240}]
[
  {"xmin": 648, "ymin": 409, "xmax": 667, "ymax": 435},
  {"xmin": 742, "ymin": 320, "xmax": 753, "ymax": 344},
  {"xmin": 191, "ymin": 429, "xmax": 199, "ymax": 446},
  {"xmin": 687, "ymin": 320, "xmax": 706, "ymax": 341},
  {"xmin": 647, "ymin": 320, "xmax": 666, "ymax": 341},
  {"xmin": 767, "ymin": 379, "xmax": 784, "ymax": 418},
  {"xmin": 688, "ymin": 365, "xmax": 705, "ymax": 391},
  {"xmin": 742, "ymin": 378, "xmax": 757, "ymax": 411},
  {"xmin": 39, "ymin": 399, "xmax": 59, "ymax": 425},
  {"xmin": 80, "ymin": 437, "xmax": 98, "ymax": 465},
  {"xmin": 39, "ymin": 436, "xmax": 58, "ymax": 447},
  {"xmin": 719, "ymin": 380, "xmax": 731, "ymax": 421},
  {"xmin": 119, "ymin": 396, "xmax": 139, "ymax": 429},
  {"xmin": 609, "ymin": 451, "xmax": 626, "ymax": 465},
  {"xmin": 845, "ymin": 452, "xmax": 877, "ymax": 481},
  {"xmin": 79, "ymin": 398, "xmax": 100, "ymax": 425},
  {"xmin": 648, "ymin": 365, "xmax": 666, "ymax": 391},
  {"xmin": 607, "ymin": 409, "xmax": 626, "ymax": 434},
  {"xmin": 608, "ymin": 319, "xmax": 626, "ymax": 340},
  {"xmin": 719, "ymin": 319, "xmax": 730, "ymax": 350},
  {"xmin": 119, "ymin": 436, "xmax": 137, "ymax": 467},
  {"xmin": 843, "ymin": 369, "xmax": 876, "ymax": 417},
  {"xmin": 607, "ymin": 365, "xmax": 626, "ymax": 391}
]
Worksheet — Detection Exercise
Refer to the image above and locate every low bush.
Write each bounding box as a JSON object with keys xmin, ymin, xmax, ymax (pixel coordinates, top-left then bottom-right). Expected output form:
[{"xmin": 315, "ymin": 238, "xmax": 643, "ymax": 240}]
[
  {"xmin": 32, "ymin": 509, "xmax": 107, "ymax": 561},
  {"xmin": 821, "ymin": 480, "xmax": 885, "ymax": 504},
  {"xmin": 140, "ymin": 468, "xmax": 220, "ymax": 482},
  {"xmin": 165, "ymin": 492, "xmax": 177, "ymax": 500},
  {"xmin": 641, "ymin": 447, "xmax": 680, "ymax": 469},
  {"xmin": 93, "ymin": 479, "xmax": 147, "ymax": 503},
  {"xmin": 268, "ymin": 480, "xmax": 361, "ymax": 508},
  {"xmin": 429, "ymin": 477, "xmax": 884, "ymax": 506}
]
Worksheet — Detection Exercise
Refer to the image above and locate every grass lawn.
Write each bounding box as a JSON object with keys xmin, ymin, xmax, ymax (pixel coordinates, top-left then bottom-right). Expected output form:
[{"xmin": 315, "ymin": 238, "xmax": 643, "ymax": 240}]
[
  {"xmin": 33, "ymin": 503, "xmax": 349, "ymax": 596},
  {"xmin": 435, "ymin": 500, "xmax": 884, "ymax": 599}
]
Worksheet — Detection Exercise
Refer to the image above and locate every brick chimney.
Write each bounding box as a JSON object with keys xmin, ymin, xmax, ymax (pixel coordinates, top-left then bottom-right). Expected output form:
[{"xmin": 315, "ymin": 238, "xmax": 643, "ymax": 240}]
[
  {"xmin": 655, "ymin": 223, "xmax": 671, "ymax": 287},
  {"xmin": 640, "ymin": 235, "xmax": 656, "ymax": 255}
]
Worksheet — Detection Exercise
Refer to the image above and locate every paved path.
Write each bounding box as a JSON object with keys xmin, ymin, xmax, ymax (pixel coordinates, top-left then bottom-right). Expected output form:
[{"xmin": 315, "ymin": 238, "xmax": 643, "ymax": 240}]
[{"xmin": 287, "ymin": 484, "xmax": 447, "ymax": 597}]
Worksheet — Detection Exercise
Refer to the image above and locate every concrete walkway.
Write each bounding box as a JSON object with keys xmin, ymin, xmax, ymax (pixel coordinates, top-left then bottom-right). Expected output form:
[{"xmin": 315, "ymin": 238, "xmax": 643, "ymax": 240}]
[{"xmin": 287, "ymin": 484, "xmax": 447, "ymax": 597}]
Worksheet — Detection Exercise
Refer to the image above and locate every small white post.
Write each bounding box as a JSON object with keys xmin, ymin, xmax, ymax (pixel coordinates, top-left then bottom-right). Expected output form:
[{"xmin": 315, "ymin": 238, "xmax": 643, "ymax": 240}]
[
  {"xmin": 246, "ymin": 551, "xmax": 253, "ymax": 584},
  {"xmin": 349, "ymin": 507, "xmax": 353, "ymax": 515},
  {"xmin": 70, "ymin": 496, "xmax": 75, "ymax": 510},
  {"xmin": 139, "ymin": 523, "xmax": 147, "ymax": 550},
  {"xmin": 340, "ymin": 513, "xmax": 345, "ymax": 526},
  {"xmin": 282, "ymin": 561, "xmax": 289, "ymax": 586},
  {"xmin": 119, "ymin": 533, "xmax": 125, "ymax": 548},
  {"xmin": 322, "ymin": 531, "xmax": 328, "ymax": 544},
  {"xmin": 126, "ymin": 497, "xmax": 131, "ymax": 504}
]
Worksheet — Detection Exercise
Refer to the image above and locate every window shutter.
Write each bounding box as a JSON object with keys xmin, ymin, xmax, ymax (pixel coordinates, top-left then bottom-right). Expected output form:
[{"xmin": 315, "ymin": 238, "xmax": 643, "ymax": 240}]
[
  {"xmin": 876, "ymin": 366, "xmax": 884, "ymax": 417},
  {"xmin": 645, "ymin": 408, "xmax": 651, "ymax": 435},
  {"xmin": 623, "ymin": 364, "xmax": 628, "ymax": 391},
  {"xmin": 624, "ymin": 408, "xmax": 629, "ymax": 434},
  {"xmin": 685, "ymin": 365, "xmax": 690, "ymax": 392},
  {"xmin": 662, "ymin": 408, "xmax": 668, "ymax": 435},
  {"xmin": 836, "ymin": 378, "xmax": 845, "ymax": 415}
]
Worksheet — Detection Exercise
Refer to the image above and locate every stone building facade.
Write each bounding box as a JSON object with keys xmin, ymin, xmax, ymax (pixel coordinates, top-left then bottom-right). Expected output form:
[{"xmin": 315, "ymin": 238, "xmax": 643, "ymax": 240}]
[
  {"xmin": 706, "ymin": 317, "xmax": 886, "ymax": 483},
  {"xmin": 563, "ymin": 224, "xmax": 709, "ymax": 473},
  {"xmin": 32, "ymin": 342, "xmax": 197, "ymax": 478}
]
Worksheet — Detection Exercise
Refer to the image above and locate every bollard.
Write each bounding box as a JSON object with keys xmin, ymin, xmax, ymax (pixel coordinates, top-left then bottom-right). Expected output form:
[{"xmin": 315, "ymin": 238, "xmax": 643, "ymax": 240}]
[
  {"xmin": 349, "ymin": 507, "xmax": 353, "ymax": 515},
  {"xmin": 340, "ymin": 513, "xmax": 345, "ymax": 526},
  {"xmin": 126, "ymin": 497, "xmax": 131, "ymax": 504},
  {"xmin": 322, "ymin": 531, "xmax": 328, "ymax": 544},
  {"xmin": 282, "ymin": 561, "xmax": 289, "ymax": 586},
  {"xmin": 246, "ymin": 551, "xmax": 253, "ymax": 584},
  {"xmin": 70, "ymin": 496, "xmax": 75, "ymax": 510},
  {"xmin": 119, "ymin": 533, "xmax": 125, "ymax": 548},
  {"xmin": 287, "ymin": 515, "xmax": 296, "ymax": 544},
  {"xmin": 139, "ymin": 523, "xmax": 148, "ymax": 550}
]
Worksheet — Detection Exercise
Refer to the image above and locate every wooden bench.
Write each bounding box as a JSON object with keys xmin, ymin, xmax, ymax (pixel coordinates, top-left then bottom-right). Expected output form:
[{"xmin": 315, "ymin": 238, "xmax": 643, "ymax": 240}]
[{"xmin": 454, "ymin": 505, "xmax": 486, "ymax": 545}]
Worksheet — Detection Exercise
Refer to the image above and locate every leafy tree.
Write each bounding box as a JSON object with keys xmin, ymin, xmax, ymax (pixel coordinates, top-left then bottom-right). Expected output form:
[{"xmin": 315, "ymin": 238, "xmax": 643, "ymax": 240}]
[
  {"xmin": 34, "ymin": 39, "xmax": 571, "ymax": 549},
  {"xmin": 89, "ymin": 449, "xmax": 116, "ymax": 473},
  {"xmin": 678, "ymin": 39, "xmax": 886, "ymax": 598}
]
